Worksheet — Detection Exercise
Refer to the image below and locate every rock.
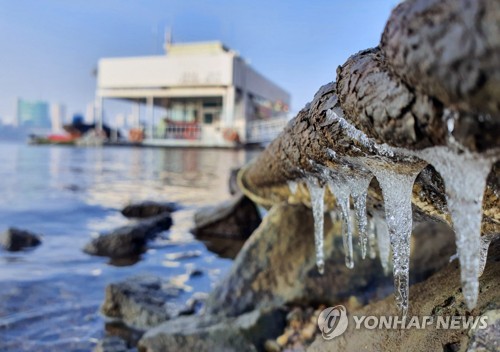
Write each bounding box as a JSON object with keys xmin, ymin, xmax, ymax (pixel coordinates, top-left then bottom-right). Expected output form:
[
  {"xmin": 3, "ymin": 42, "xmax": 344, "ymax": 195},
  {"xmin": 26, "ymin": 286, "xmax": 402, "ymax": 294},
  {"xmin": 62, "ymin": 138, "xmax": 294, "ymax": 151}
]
[
  {"xmin": 121, "ymin": 201, "xmax": 178, "ymax": 219},
  {"xmin": 101, "ymin": 276, "xmax": 184, "ymax": 330},
  {"xmin": 192, "ymin": 194, "xmax": 261, "ymax": 259},
  {"xmin": 138, "ymin": 307, "xmax": 286, "ymax": 352},
  {"xmin": 307, "ymin": 239, "xmax": 500, "ymax": 352},
  {"xmin": 93, "ymin": 336, "xmax": 136, "ymax": 352},
  {"xmin": 229, "ymin": 167, "xmax": 241, "ymax": 195},
  {"xmin": 0, "ymin": 227, "xmax": 42, "ymax": 251},
  {"xmin": 205, "ymin": 203, "xmax": 456, "ymax": 317},
  {"xmin": 104, "ymin": 321, "xmax": 144, "ymax": 348},
  {"xmin": 83, "ymin": 213, "xmax": 172, "ymax": 259},
  {"xmin": 466, "ymin": 309, "xmax": 500, "ymax": 352}
]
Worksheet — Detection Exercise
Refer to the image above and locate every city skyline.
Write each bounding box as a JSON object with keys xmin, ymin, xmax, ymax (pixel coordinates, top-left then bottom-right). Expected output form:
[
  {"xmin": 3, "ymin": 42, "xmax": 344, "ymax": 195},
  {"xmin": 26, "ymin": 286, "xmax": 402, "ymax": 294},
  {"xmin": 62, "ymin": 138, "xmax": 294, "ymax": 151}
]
[{"xmin": 0, "ymin": 0, "xmax": 399, "ymax": 125}]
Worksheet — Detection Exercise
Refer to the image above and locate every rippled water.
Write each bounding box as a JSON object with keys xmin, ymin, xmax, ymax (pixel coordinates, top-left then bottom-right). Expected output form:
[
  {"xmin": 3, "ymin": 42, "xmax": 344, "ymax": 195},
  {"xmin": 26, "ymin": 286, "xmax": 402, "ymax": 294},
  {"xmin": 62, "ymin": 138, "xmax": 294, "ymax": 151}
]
[{"xmin": 0, "ymin": 142, "xmax": 258, "ymax": 351}]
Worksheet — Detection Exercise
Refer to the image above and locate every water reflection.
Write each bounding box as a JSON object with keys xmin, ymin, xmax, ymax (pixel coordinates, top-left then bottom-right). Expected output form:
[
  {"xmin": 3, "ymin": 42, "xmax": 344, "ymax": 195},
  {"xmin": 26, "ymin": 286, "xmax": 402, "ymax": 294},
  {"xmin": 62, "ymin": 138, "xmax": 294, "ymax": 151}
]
[{"xmin": 0, "ymin": 142, "xmax": 258, "ymax": 351}]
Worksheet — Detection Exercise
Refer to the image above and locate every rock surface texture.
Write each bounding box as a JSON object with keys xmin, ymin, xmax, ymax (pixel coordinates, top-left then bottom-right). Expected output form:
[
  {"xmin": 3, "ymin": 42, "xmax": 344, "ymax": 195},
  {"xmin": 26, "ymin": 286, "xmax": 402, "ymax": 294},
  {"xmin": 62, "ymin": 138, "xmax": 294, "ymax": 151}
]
[{"xmin": 0, "ymin": 227, "xmax": 42, "ymax": 251}]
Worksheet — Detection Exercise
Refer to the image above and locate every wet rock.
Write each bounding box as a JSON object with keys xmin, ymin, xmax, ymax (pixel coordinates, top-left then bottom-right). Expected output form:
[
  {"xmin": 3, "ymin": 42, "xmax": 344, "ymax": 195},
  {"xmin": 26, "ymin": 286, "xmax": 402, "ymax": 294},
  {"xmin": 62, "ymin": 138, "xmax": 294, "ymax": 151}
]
[
  {"xmin": 94, "ymin": 336, "xmax": 136, "ymax": 352},
  {"xmin": 121, "ymin": 201, "xmax": 178, "ymax": 219},
  {"xmin": 205, "ymin": 203, "xmax": 456, "ymax": 317},
  {"xmin": 83, "ymin": 213, "xmax": 172, "ymax": 259},
  {"xmin": 307, "ymin": 239, "xmax": 500, "ymax": 352},
  {"xmin": 104, "ymin": 321, "xmax": 144, "ymax": 348},
  {"xmin": 192, "ymin": 194, "xmax": 261, "ymax": 259},
  {"xmin": 138, "ymin": 307, "xmax": 287, "ymax": 352},
  {"xmin": 101, "ymin": 276, "xmax": 184, "ymax": 330},
  {"xmin": 0, "ymin": 227, "xmax": 42, "ymax": 251}
]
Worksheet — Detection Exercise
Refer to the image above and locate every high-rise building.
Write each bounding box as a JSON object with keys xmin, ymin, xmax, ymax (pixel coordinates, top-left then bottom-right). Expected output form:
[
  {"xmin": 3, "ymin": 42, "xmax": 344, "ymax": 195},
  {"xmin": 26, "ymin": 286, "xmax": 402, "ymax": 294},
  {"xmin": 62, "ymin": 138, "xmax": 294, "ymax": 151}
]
[
  {"xmin": 17, "ymin": 99, "xmax": 51, "ymax": 129},
  {"xmin": 50, "ymin": 103, "xmax": 66, "ymax": 132}
]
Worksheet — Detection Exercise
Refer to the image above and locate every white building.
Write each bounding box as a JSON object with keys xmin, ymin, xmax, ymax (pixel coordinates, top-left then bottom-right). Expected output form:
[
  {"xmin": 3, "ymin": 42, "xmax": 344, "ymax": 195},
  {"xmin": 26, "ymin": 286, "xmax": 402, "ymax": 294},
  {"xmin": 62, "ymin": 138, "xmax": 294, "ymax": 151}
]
[{"xmin": 96, "ymin": 41, "xmax": 290, "ymax": 147}]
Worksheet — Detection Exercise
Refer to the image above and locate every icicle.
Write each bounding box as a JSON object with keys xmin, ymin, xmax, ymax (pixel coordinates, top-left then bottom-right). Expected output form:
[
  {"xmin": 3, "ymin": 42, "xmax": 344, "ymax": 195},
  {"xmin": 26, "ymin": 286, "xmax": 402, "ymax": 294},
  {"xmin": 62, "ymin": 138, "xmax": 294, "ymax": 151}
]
[
  {"xmin": 375, "ymin": 217, "xmax": 391, "ymax": 276},
  {"xmin": 348, "ymin": 174, "xmax": 373, "ymax": 259},
  {"xmin": 367, "ymin": 217, "xmax": 377, "ymax": 259},
  {"xmin": 328, "ymin": 181, "xmax": 354, "ymax": 269},
  {"xmin": 288, "ymin": 180, "xmax": 298, "ymax": 195},
  {"xmin": 306, "ymin": 178, "xmax": 325, "ymax": 274},
  {"xmin": 367, "ymin": 164, "xmax": 424, "ymax": 316},
  {"xmin": 417, "ymin": 147, "xmax": 495, "ymax": 309}
]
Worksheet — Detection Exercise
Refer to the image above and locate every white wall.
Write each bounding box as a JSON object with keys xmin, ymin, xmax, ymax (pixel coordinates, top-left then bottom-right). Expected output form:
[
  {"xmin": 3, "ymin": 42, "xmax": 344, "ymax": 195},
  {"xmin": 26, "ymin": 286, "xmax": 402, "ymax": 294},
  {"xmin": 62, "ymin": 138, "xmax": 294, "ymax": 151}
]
[{"xmin": 98, "ymin": 54, "xmax": 234, "ymax": 89}]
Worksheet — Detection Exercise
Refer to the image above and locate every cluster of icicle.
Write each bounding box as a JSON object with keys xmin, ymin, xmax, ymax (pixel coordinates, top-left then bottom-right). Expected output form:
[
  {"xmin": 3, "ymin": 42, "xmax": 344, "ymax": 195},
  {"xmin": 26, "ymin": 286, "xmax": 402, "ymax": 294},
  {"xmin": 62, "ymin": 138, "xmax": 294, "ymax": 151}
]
[{"xmin": 287, "ymin": 108, "xmax": 498, "ymax": 316}]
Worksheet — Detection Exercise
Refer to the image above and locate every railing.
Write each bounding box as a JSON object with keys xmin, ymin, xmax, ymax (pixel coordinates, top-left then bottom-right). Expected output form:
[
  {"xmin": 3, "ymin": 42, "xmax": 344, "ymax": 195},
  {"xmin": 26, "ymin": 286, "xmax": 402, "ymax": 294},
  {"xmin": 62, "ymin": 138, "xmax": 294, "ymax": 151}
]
[
  {"xmin": 153, "ymin": 122, "xmax": 202, "ymax": 140},
  {"xmin": 246, "ymin": 118, "xmax": 289, "ymax": 144}
]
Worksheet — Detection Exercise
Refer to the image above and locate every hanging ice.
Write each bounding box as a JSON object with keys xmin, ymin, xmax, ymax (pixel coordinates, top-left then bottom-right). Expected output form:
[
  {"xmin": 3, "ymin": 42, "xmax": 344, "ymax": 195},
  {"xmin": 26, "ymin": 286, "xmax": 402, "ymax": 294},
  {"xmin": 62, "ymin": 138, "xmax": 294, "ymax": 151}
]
[
  {"xmin": 367, "ymin": 164, "xmax": 423, "ymax": 316},
  {"xmin": 417, "ymin": 147, "xmax": 495, "ymax": 309},
  {"xmin": 328, "ymin": 181, "xmax": 354, "ymax": 269},
  {"xmin": 375, "ymin": 217, "xmax": 391, "ymax": 275},
  {"xmin": 306, "ymin": 178, "xmax": 326, "ymax": 274},
  {"xmin": 288, "ymin": 180, "xmax": 298, "ymax": 195},
  {"xmin": 367, "ymin": 217, "xmax": 377, "ymax": 259},
  {"xmin": 348, "ymin": 174, "xmax": 373, "ymax": 259},
  {"xmin": 479, "ymin": 235, "xmax": 492, "ymax": 277}
]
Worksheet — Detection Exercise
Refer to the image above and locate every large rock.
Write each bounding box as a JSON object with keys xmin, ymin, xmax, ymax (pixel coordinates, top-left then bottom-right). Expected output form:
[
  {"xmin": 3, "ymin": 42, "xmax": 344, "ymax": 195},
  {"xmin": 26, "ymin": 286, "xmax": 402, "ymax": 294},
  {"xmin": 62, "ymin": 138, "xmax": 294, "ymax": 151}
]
[
  {"xmin": 308, "ymin": 239, "xmax": 500, "ymax": 352},
  {"xmin": 83, "ymin": 213, "xmax": 172, "ymax": 259},
  {"xmin": 205, "ymin": 203, "xmax": 456, "ymax": 317},
  {"xmin": 138, "ymin": 307, "xmax": 286, "ymax": 352},
  {"xmin": 192, "ymin": 194, "xmax": 261, "ymax": 259},
  {"xmin": 101, "ymin": 276, "xmax": 184, "ymax": 330},
  {"xmin": 121, "ymin": 201, "xmax": 177, "ymax": 219},
  {"xmin": 101, "ymin": 277, "xmax": 184, "ymax": 329},
  {"xmin": 0, "ymin": 227, "xmax": 42, "ymax": 251}
]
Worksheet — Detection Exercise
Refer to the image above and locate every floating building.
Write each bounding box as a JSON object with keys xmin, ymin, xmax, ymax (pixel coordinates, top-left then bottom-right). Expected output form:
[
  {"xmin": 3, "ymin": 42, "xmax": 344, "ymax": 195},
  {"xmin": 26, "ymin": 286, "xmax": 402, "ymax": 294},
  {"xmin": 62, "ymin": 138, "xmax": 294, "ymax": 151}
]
[{"xmin": 96, "ymin": 41, "xmax": 290, "ymax": 147}]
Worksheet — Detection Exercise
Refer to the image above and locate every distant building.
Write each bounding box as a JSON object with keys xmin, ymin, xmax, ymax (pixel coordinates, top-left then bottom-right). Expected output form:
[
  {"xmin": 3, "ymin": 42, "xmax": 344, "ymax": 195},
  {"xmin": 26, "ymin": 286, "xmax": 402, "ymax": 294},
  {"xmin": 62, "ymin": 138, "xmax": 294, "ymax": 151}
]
[
  {"xmin": 96, "ymin": 40, "xmax": 290, "ymax": 147},
  {"xmin": 17, "ymin": 99, "xmax": 51, "ymax": 129},
  {"xmin": 50, "ymin": 103, "xmax": 66, "ymax": 132}
]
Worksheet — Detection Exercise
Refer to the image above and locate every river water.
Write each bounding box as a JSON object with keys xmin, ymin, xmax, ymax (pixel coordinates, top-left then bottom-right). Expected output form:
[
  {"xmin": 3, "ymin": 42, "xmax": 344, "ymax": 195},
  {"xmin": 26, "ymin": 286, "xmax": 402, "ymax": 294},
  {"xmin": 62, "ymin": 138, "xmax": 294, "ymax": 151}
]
[{"xmin": 0, "ymin": 142, "xmax": 258, "ymax": 351}]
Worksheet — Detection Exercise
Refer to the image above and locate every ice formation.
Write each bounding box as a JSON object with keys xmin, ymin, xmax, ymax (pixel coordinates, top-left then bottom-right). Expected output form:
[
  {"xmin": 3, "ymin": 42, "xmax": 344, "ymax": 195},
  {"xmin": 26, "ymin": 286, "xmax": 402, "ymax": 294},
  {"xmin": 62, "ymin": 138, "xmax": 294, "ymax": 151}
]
[
  {"xmin": 375, "ymin": 216, "xmax": 391, "ymax": 275},
  {"xmin": 328, "ymin": 181, "xmax": 355, "ymax": 269},
  {"xmin": 417, "ymin": 147, "xmax": 496, "ymax": 309},
  {"xmin": 288, "ymin": 180, "xmax": 298, "ymax": 195},
  {"xmin": 306, "ymin": 178, "xmax": 326, "ymax": 274},
  {"xmin": 366, "ymin": 164, "xmax": 424, "ymax": 316},
  {"xmin": 367, "ymin": 217, "xmax": 378, "ymax": 260},
  {"xmin": 348, "ymin": 175, "xmax": 373, "ymax": 259}
]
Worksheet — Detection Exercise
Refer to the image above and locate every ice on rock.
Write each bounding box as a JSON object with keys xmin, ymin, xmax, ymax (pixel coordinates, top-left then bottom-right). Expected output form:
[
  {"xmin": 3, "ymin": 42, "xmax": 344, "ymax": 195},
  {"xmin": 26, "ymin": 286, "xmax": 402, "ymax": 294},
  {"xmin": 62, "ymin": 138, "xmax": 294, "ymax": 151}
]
[
  {"xmin": 367, "ymin": 165, "xmax": 423, "ymax": 316},
  {"xmin": 306, "ymin": 178, "xmax": 326, "ymax": 274},
  {"xmin": 288, "ymin": 180, "xmax": 298, "ymax": 195},
  {"xmin": 417, "ymin": 147, "xmax": 496, "ymax": 309},
  {"xmin": 375, "ymin": 217, "xmax": 391, "ymax": 275},
  {"xmin": 328, "ymin": 181, "xmax": 355, "ymax": 269},
  {"xmin": 348, "ymin": 174, "xmax": 373, "ymax": 259}
]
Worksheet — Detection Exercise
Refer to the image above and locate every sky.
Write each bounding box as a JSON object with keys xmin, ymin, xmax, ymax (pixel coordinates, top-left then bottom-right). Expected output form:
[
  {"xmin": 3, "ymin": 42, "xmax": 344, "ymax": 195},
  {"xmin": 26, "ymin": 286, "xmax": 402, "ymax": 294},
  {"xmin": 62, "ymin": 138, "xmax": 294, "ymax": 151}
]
[{"xmin": 0, "ymin": 0, "xmax": 399, "ymax": 125}]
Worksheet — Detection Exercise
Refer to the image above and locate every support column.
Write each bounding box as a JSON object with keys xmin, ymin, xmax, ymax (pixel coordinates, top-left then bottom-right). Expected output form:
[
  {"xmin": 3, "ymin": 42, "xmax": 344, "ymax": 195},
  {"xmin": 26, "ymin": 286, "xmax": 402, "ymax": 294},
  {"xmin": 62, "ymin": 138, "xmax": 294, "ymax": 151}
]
[
  {"xmin": 223, "ymin": 87, "xmax": 235, "ymax": 128},
  {"xmin": 147, "ymin": 96, "xmax": 154, "ymax": 139},
  {"xmin": 95, "ymin": 95, "xmax": 103, "ymax": 130}
]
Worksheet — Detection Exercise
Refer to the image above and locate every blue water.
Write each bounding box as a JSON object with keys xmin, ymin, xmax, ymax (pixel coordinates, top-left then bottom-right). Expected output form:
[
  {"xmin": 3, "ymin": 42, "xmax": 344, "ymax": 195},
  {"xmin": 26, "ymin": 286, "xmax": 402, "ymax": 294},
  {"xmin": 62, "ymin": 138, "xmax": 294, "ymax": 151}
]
[{"xmin": 0, "ymin": 142, "xmax": 256, "ymax": 351}]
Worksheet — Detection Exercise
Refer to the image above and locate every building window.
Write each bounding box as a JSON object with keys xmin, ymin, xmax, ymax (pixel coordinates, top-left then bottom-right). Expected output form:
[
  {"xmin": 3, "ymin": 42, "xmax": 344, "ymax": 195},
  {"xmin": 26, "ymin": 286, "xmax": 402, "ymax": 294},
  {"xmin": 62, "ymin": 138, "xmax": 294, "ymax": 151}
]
[{"xmin": 203, "ymin": 113, "xmax": 214, "ymax": 124}]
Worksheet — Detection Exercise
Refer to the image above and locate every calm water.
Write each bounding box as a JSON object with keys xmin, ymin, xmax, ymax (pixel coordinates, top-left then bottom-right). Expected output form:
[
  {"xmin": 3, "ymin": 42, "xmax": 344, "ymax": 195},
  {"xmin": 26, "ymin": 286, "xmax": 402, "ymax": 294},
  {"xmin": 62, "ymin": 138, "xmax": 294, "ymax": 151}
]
[{"xmin": 0, "ymin": 142, "xmax": 258, "ymax": 351}]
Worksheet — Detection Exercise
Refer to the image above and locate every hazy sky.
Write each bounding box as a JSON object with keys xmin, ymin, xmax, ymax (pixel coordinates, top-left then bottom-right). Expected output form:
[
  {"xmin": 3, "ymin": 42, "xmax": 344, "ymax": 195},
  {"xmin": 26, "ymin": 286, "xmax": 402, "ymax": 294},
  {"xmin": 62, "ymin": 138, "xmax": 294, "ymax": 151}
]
[{"xmin": 0, "ymin": 0, "xmax": 399, "ymax": 124}]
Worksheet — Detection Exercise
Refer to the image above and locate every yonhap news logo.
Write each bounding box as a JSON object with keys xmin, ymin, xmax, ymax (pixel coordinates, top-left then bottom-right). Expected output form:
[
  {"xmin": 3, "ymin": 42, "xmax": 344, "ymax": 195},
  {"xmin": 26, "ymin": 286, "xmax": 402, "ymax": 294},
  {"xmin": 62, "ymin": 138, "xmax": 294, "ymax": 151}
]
[
  {"xmin": 317, "ymin": 305, "xmax": 489, "ymax": 340},
  {"xmin": 317, "ymin": 305, "xmax": 349, "ymax": 339}
]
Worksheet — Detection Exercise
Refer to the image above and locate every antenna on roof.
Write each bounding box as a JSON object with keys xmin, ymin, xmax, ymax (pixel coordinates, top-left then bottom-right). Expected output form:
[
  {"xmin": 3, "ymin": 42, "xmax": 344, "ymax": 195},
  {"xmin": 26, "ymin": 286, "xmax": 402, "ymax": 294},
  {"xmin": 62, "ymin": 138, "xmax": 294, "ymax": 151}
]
[{"xmin": 164, "ymin": 27, "xmax": 173, "ymax": 53}]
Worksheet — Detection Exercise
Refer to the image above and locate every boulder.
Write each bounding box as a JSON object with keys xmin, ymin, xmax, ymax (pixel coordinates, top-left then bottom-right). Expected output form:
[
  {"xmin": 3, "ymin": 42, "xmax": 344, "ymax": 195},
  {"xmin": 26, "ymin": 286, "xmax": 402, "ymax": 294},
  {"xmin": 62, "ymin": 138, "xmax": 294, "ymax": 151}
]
[
  {"xmin": 121, "ymin": 201, "xmax": 177, "ymax": 219},
  {"xmin": 307, "ymin": 239, "xmax": 500, "ymax": 352},
  {"xmin": 192, "ymin": 194, "xmax": 261, "ymax": 259},
  {"xmin": 0, "ymin": 227, "xmax": 42, "ymax": 251},
  {"xmin": 205, "ymin": 203, "xmax": 456, "ymax": 317},
  {"xmin": 138, "ymin": 307, "xmax": 286, "ymax": 352},
  {"xmin": 101, "ymin": 276, "xmax": 184, "ymax": 330},
  {"xmin": 83, "ymin": 213, "xmax": 172, "ymax": 259},
  {"xmin": 93, "ymin": 336, "xmax": 136, "ymax": 352}
]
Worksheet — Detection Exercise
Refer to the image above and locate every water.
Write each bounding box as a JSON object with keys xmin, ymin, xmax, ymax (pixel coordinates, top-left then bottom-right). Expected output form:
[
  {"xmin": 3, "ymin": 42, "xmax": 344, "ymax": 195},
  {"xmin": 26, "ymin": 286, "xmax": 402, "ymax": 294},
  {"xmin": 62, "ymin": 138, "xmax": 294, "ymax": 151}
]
[{"xmin": 0, "ymin": 142, "xmax": 256, "ymax": 351}]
